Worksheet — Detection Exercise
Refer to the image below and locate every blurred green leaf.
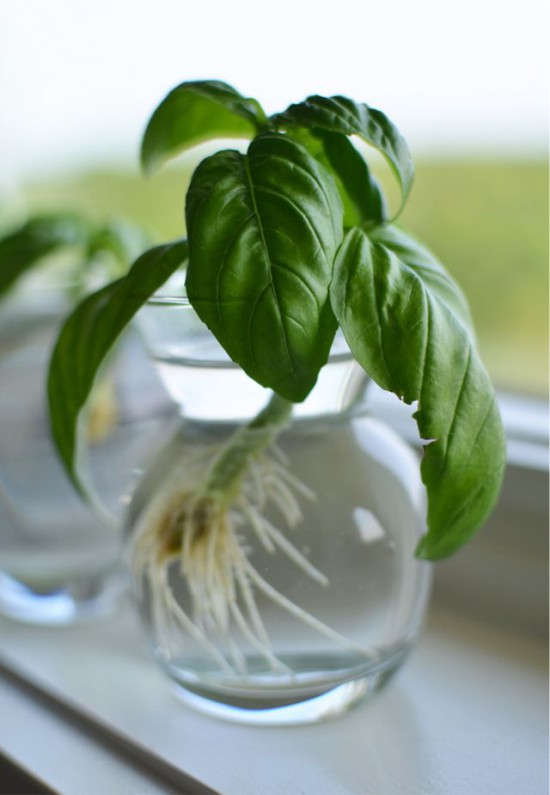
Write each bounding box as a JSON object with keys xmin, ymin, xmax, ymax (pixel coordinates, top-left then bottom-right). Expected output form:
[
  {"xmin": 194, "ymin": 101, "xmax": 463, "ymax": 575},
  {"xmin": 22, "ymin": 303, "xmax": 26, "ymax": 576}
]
[
  {"xmin": 141, "ymin": 80, "xmax": 268, "ymax": 175},
  {"xmin": 0, "ymin": 213, "xmax": 91, "ymax": 299}
]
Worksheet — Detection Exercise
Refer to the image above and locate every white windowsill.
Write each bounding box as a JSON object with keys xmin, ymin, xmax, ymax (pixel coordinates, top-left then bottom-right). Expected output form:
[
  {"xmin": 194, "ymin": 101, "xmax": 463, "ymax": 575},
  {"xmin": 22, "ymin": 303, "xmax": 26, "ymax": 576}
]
[{"xmin": 0, "ymin": 598, "xmax": 547, "ymax": 795}]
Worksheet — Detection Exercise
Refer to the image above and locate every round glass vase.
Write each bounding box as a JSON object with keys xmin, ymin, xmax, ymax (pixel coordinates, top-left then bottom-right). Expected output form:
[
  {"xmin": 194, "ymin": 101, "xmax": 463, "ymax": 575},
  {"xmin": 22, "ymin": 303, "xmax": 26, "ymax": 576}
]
[{"xmin": 126, "ymin": 298, "xmax": 432, "ymax": 725}]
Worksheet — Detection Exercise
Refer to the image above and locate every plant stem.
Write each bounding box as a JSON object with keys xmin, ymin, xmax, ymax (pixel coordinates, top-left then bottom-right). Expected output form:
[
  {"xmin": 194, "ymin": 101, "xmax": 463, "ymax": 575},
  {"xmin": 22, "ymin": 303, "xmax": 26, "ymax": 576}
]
[{"xmin": 201, "ymin": 392, "xmax": 293, "ymax": 504}]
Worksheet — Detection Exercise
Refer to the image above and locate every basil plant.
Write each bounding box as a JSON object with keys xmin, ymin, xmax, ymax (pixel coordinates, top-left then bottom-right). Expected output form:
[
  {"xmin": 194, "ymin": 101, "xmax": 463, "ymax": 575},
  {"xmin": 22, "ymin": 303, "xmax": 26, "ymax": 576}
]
[{"xmin": 47, "ymin": 80, "xmax": 506, "ymax": 563}]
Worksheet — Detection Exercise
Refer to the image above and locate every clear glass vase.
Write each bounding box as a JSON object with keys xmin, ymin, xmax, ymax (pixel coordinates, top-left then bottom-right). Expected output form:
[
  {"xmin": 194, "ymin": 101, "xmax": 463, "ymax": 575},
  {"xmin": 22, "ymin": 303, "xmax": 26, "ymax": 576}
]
[
  {"xmin": 126, "ymin": 298, "xmax": 432, "ymax": 725},
  {"xmin": 0, "ymin": 281, "xmax": 173, "ymax": 624}
]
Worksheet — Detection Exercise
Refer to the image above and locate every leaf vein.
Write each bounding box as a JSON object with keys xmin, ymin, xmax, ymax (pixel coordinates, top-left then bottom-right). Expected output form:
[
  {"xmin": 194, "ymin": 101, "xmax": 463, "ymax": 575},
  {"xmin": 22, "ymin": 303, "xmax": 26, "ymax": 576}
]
[
  {"xmin": 214, "ymin": 211, "xmax": 255, "ymax": 323},
  {"xmin": 243, "ymin": 158, "xmax": 295, "ymax": 377},
  {"xmin": 270, "ymin": 260, "xmax": 320, "ymax": 310},
  {"xmin": 433, "ymin": 344, "xmax": 473, "ymax": 488},
  {"xmin": 253, "ymin": 185, "xmax": 327, "ymax": 263},
  {"xmin": 254, "ymin": 150, "xmax": 335, "ymax": 219}
]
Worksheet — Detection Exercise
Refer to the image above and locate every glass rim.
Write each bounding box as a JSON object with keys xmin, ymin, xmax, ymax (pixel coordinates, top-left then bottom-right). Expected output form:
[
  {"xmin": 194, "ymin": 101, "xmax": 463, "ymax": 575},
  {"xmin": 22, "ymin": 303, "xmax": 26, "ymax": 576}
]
[
  {"xmin": 147, "ymin": 295, "xmax": 192, "ymax": 307},
  {"xmin": 144, "ymin": 295, "xmax": 357, "ymax": 365}
]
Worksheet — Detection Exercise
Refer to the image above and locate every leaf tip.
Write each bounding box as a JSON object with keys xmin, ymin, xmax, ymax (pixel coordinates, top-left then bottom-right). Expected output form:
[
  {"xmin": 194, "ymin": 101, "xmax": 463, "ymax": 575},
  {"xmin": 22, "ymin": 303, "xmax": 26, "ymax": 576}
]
[
  {"xmin": 414, "ymin": 536, "xmax": 433, "ymax": 560},
  {"xmin": 140, "ymin": 142, "xmax": 159, "ymax": 177},
  {"xmin": 414, "ymin": 533, "xmax": 460, "ymax": 561}
]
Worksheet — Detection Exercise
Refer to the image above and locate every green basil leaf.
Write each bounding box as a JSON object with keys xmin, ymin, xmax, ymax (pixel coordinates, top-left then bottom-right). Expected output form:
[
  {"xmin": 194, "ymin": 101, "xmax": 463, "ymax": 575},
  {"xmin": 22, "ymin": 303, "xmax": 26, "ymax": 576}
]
[
  {"xmin": 48, "ymin": 240, "xmax": 188, "ymax": 496},
  {"xmin": 185, "ymin": 133, "xmax": 343, "ymax": 402},
  {"xmin": 0, "ymin": 214, "xmax": 91, "ymax": 299},
  {"xmin": 141, "ymin": 80, "xmax": 268, "ymax": 175},
  {"xmin": 283, "ymin": 127, "xmax": 387, "ymax": 228},
  {"xmin": 371, "ymin": 224, "xmax": 473, "ymax": 328},
  {"xmin": 317, "ymin": 131, "xmax": 387, "ymax": 227},
  {"xmin": 272, "ymin": 95, "xmax": 413, "ymax": 217},
  {"xmin": 331, "ymin": 226, "xmax": 506, "ymax": 559}
]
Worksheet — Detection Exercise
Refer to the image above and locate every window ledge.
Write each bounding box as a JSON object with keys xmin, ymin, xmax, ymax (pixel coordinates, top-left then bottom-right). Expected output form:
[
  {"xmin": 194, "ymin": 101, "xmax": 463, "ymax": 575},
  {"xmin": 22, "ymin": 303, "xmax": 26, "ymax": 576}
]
[{"xmin": 0, "ymin": 600, "xmax": 547, "ymax": 795}]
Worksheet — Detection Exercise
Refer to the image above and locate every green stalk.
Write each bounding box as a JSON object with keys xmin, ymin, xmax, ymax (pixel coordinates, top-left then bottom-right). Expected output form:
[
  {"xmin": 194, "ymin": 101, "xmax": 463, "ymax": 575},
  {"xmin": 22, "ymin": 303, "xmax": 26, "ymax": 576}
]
[{"xmin": 201, "ymin": 392, "xmax": 293, "ymax": 504}]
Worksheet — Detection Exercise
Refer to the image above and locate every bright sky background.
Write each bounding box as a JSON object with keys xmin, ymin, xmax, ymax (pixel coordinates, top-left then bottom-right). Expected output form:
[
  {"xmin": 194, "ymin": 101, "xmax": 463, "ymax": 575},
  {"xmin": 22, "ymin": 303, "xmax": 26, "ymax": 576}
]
[{"xmin": 0, "ymin": 0, "xmax": 548, "ymax": 189}]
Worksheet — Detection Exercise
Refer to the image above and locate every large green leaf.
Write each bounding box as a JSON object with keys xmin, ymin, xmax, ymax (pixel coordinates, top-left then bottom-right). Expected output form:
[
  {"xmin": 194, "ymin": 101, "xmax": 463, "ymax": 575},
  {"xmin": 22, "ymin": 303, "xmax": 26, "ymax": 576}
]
[
  {"xmin": 141, "ymin": 80, "xmax": 268, "ymax": 175},
  {"xmin": 185, "ymin": 133, "xmax": 344, "ymax": 402},
  {"xmin": 331, "ymin": 225, "xmax": 506, "ymax": 559},
  {"xmin": 48, "ymin": 240, "xmax": 188, "ymax": 496},
  {"xmin": 0, "ymin": 214, "xmax": 91, "ymax": 299},
  {"xmin": 272, "ymin": 95, "xmax": 413, "ymax": 217}
]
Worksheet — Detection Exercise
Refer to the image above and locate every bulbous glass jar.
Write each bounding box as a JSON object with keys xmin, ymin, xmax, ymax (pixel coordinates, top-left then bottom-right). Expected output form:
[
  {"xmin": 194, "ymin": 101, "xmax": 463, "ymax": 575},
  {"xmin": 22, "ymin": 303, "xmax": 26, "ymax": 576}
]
[{"xmin": 126, "ymin": 297, "xmax": 432, "ymax": 725}]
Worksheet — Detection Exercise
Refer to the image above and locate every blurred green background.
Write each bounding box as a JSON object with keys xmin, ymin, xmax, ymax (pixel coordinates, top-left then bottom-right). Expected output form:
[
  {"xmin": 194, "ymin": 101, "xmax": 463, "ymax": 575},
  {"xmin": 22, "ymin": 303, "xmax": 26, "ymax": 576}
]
[{"xmin": 21, "ymin": 157, "xmax": 548, "ymax": 395}]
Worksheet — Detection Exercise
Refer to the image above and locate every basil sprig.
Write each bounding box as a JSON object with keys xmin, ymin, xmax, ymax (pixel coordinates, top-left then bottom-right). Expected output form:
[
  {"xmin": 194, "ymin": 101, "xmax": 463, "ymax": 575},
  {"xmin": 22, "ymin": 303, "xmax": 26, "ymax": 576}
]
[{"xmin": 47, "ymin": 80, "xmax": 506, "ymax": 559}]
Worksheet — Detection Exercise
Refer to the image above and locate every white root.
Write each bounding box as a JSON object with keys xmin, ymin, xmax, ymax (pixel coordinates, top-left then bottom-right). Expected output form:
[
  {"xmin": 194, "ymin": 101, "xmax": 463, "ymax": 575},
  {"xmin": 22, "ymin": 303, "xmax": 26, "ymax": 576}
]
[
  {"xmin": 229, "ymin": 601, "xmax": 292, "ymax": 675},
  {"xmin": 243, "ymin": 560, "xmax": 371, "ymax": 656},
  {"xmin": 156, "ymin": 559, "xmax": 235, "ymax": 675},
  {"xmin": 129, "ymin": 440, "xmax": 369, "ymax": 678},
  {"xmin": 270, "ymin": 460, "xmax": 317, "ymax": 501},
  {"xmin": 258, "ymin": 516, "xmax": 329, "ymax": 587},
  {"xmin": 238, "ymin": 500, "xmax": 276, "ymax": 553}
]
